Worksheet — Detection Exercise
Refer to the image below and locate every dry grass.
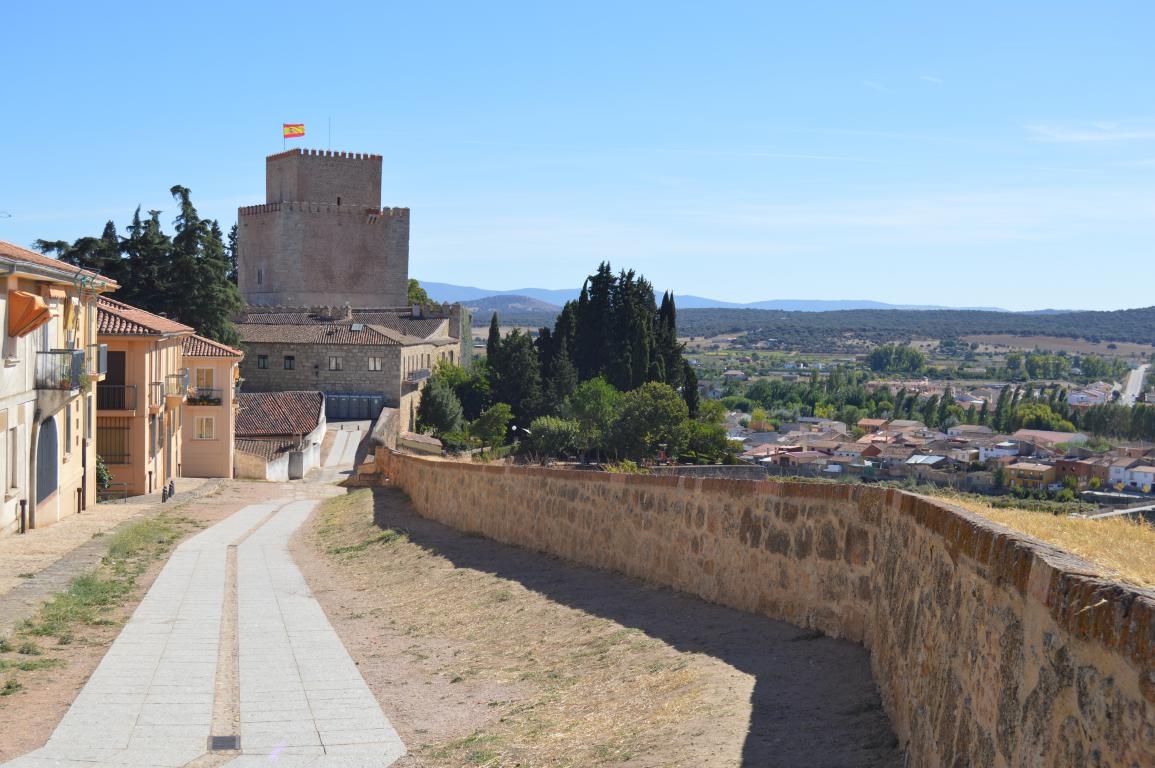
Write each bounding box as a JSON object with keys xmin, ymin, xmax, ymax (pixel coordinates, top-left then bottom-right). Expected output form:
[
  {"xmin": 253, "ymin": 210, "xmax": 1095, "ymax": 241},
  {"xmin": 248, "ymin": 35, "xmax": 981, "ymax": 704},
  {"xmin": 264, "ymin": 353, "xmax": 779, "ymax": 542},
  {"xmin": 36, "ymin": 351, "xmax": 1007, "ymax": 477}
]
[
  {"xmin": 312, "ymin": 489, "xmax": 743, "ymax": 767},
  {"xmin": 938, "ymin": 495, "xmax": 1155, "ymax": 589}
]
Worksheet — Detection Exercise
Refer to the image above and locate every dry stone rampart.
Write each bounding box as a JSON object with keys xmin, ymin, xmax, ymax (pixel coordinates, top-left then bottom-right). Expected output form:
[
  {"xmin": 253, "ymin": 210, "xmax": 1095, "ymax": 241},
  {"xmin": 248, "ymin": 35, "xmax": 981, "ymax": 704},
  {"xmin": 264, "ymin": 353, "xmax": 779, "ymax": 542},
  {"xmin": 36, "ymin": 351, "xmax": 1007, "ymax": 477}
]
[{"xmin": 375, "ymin": 450, "xmax": 1155, "ymax": 767}]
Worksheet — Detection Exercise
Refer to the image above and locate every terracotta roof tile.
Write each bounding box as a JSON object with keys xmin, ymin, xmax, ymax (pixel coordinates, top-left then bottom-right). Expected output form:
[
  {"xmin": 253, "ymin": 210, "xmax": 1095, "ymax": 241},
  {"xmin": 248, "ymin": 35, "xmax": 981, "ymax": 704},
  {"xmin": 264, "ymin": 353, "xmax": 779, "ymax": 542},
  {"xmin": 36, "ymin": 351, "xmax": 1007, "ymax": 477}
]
[
  {"xmin": 234, "ymin": 439, "xmax": 297, "ymax": 460},
  {"xmin": 237, "ymin": 323, "xmax": 401, "ymax": 346},
  {"xmin": 0, "ymin": 240, "xmax": 118, "ymax": 288},
  {"xmin": 236, "ymin": 391, "xmax": 324, "ymax": 437},
  {"xmin": 98, "ymin": 296, "xmax": 194, "ymax": 336},
  {"xmin": 236, "ymin": 307, "xmax": 451, "ymax": 341},
  {"xmin": 183, "ymin": 334, "xmax": 244, "ymax": 358}
]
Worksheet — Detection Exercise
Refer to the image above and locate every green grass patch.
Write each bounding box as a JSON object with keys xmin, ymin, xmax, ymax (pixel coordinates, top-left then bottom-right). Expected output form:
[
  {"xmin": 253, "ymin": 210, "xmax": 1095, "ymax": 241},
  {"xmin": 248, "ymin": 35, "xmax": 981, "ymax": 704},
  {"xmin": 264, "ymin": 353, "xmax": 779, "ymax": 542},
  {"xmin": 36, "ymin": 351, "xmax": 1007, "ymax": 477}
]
[
  {"xmin": 425, "ymin": 731, "xmax": 502, "ymax": 761},
  {"xmin": 23, "ymin": 516, "xmax": 185, "ymax": 640},
  {"xmin": 0, "ymin": 657, "xmax": 62, "ymax": 673},
  {"xmin": 1, "ymin": 679, "xmax": 22, "ymax": 696},
  {"xmin": 327, "ymin": 528, "xmax": 406, "ymax": 556}
]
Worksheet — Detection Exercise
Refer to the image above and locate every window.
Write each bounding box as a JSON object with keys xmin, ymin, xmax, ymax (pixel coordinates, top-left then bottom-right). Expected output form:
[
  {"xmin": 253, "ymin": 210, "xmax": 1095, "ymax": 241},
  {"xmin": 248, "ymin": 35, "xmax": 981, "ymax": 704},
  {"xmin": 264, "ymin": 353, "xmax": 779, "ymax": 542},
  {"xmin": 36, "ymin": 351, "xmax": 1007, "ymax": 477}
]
[
  {"xmin": 257, "ymin": 354, "xmax": 268, "ymax": 369},
  {"xmin": 195, "ymin": 416, "xmax": 215, "ymax": 440},
  {"xmin": 195, "ymin": 368, "xmax": 214, "ymax": 389},
  {"xmin": 98, "ymin": 417, "xmax": 132, "ymax": 464},
  {"xmin": 328, "ymin": 356, "xmax": 343, "ymax": 371},
  {"xmin": 257, "ymin": 268, "xmax": 263, "ymax": 286},
  {"xmin": 368, "ymin": 356, "xmax": 384, "ymax": 371},
  {"xmin": 284, "ymin": 355, "xmax": 295, "ymax": 370},
  {"xmin": 8, "ymin": 426, "xmax": 17, "ymax": 492}
]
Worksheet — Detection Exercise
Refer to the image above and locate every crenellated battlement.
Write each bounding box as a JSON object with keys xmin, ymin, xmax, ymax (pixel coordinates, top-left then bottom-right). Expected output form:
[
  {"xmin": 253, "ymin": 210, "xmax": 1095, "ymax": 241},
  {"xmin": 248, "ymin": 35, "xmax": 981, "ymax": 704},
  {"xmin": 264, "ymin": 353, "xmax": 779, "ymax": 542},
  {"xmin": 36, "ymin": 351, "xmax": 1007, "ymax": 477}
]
[
  {"xmin": 265, "ymin": 148, "xmax": 383, "ymax": 163},
  {"xmin": 238, "ymin": 202, "xmax": 409, "ymax": 219}
]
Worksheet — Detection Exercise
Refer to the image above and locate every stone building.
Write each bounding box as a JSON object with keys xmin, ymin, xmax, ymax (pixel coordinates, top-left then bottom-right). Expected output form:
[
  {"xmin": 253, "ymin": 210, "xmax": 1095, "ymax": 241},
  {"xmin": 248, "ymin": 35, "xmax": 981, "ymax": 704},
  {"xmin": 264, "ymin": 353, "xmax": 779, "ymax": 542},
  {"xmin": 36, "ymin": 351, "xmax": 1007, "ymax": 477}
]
[
  {"xmin": 236, "ymin": 148, "xmax": 409, "ymax": 308},
  {"xmin": 235, "ymin": 305, "xmax": 465, "ymax": 426},
  {"xmin": 233, "ymin": 147, "xmax": 469, "ymax": 425}
]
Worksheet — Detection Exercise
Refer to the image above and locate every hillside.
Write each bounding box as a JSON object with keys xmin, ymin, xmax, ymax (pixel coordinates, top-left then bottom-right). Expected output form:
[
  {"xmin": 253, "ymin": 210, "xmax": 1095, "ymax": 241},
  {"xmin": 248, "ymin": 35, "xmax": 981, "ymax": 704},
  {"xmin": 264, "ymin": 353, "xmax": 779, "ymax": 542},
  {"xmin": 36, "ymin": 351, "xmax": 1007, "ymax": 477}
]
[
  {"xmin": 677, "ymin": 306, "xmax": 1155, "ymax": 350},
  {"xmin": 464, "ymin": 294, "xmax": 561, "ymax": 326}
]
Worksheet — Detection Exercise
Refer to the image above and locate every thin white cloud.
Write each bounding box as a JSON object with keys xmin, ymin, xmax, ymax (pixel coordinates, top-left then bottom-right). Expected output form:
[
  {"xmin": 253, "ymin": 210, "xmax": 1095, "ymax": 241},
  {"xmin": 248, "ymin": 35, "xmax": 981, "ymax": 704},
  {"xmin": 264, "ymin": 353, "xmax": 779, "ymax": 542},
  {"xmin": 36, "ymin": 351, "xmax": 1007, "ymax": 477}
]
[
  {"xmin": 1028, "ymin": 122, "xmax": 1155, "ymax": 143},
  {"xmin": 920, "ymin": 75, "xmax": 943, "ymax": 85}
]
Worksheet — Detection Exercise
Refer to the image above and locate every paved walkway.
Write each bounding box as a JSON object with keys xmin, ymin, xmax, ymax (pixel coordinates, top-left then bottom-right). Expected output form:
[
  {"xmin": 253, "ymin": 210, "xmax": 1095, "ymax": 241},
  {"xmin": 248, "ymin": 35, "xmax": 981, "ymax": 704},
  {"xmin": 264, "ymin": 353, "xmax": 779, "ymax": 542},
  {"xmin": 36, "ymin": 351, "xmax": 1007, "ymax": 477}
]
[{"xmin": 2, "ymin": 423, "xmax": 403, "ymax": 767}]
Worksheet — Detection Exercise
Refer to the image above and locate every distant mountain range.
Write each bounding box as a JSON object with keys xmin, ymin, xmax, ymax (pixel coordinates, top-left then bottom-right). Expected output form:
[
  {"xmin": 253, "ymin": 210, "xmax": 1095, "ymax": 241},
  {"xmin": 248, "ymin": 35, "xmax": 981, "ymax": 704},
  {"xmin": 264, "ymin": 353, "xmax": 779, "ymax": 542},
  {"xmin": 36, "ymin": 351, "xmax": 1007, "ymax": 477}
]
[{"xmin": 418, "ymin": 280, "xmax": 1018, "ymax": 313}]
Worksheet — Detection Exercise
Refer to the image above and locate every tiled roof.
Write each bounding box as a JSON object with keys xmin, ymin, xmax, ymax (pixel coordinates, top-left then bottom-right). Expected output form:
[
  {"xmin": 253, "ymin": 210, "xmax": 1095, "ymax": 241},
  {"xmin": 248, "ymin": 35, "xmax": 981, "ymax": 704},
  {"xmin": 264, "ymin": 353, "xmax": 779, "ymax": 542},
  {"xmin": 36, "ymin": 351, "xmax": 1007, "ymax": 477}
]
[
  {"xmin": 236, "ymin": 391, "xmax": 324, "ymax": 437},
  {"xmin": 237, "ymin": 323, "xmax": 402, "ymax": 346},
  {"xmin": 0, "ymin": 240, "xmax": 117, "ymax": 288},
  {"xmin": 98, "ymin": 296, "xmax": 194, "ymax": 336},
  {"xmin": 183, "ymin": 334, "xmax": 244, "ymax": 358},
  {"xmin": 234, "ymin": 439, "xmax": 297, "ymax": 461},
  {"xmin": 237, "ymin": 307, "xmax": 451, "ymax": 341}
]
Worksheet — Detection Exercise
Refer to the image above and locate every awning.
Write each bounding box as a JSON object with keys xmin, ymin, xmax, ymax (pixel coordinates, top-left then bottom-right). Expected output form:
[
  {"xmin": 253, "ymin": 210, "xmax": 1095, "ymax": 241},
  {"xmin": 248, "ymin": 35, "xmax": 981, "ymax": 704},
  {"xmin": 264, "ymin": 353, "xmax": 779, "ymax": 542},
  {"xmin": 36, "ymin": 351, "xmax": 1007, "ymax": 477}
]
[{"xmin": 8, "ymin": 290, "xmax": 52, "ymax": 337}]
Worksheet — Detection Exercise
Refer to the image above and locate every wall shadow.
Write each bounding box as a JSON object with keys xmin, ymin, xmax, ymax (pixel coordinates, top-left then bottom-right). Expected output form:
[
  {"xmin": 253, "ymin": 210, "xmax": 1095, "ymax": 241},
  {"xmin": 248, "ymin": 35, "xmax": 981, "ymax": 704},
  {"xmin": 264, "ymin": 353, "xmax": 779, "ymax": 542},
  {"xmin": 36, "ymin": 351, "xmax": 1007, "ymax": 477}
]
[{"xmin": 369, "ymin": 486, "xmax": 902, "ymax": 767}]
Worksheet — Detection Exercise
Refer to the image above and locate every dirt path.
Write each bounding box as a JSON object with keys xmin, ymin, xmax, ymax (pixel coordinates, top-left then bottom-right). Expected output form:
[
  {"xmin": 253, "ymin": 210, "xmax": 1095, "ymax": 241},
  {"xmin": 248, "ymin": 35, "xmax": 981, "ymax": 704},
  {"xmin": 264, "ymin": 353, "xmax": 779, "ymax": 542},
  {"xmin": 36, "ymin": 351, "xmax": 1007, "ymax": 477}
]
[{"xmin": 297, "ymin": 486, "xmax": 902, "ymax": 767}]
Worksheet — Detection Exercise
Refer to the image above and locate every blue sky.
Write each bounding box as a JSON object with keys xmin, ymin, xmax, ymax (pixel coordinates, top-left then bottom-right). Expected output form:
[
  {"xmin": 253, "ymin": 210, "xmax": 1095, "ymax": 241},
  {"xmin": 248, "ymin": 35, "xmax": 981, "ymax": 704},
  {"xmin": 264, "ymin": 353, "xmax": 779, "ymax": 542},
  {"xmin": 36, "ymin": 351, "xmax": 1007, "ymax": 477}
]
[{"xmin": 3, "ymin": 2, "xmax": 1153, "ymax": 311}]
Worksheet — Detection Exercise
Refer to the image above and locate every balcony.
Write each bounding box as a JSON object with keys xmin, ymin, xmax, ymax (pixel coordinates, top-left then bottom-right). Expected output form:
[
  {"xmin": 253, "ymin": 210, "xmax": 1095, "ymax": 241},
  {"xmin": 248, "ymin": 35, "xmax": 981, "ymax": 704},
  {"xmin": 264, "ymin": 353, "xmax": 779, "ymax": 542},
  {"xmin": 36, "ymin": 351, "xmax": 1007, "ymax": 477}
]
[
  {"xmin": 406, "ymin": 368, "xmax": 431, "ymax": 383},
  {"xmin": 35, "ymin": 349, "xmax": 86, "ymax": 416},
  {"xmin": 187, "ymin": 387, "xmax": 223, "ymax": 406},
  {"xmin": 97, "ymin": 384, "xmax": 138, "ymax": 412},
  {"xmin": 165, "ymin": 370, "xmax": 190, "ymax": 406},
  {"xmin": 36, "ymin": 349, "xmax": 85, "ymax": 391},
  {"xmin": 87, "ymin": 343, "xmax": 108, "ymax": 378}
]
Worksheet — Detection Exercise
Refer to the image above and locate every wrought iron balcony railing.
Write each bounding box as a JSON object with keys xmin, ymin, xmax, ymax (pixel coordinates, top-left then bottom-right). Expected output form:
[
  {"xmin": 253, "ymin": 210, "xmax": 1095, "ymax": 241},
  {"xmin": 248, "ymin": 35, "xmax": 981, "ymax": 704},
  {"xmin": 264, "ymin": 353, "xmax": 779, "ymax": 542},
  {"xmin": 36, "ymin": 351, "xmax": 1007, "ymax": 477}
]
[
  {"xmin": 35, "ymin": 349, "xmax": 85, "ymax": 391},
  {"xmin": 187, "ymin": 387, "xmax": 223, "ymax": 406},
  {"xmin": 96, "ymin": 384, "xmax": 138, "ymax": 411},
  {"xmin": 87, "ymin": 343, "xmax": 108, "ymax": 376}
]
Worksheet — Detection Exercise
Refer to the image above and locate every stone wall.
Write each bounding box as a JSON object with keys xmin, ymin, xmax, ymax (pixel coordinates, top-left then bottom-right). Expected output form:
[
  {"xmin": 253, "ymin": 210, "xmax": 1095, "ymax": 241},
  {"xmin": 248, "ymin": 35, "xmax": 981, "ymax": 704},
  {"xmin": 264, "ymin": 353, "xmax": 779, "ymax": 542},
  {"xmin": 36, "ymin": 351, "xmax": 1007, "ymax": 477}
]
[
  {"xmin": 237, "ymin": 204, "xmax": 409, "ymax": 308},
  {"xmin": 375, "ymin": 450, "xmax": 1155, "ymax": 767}
]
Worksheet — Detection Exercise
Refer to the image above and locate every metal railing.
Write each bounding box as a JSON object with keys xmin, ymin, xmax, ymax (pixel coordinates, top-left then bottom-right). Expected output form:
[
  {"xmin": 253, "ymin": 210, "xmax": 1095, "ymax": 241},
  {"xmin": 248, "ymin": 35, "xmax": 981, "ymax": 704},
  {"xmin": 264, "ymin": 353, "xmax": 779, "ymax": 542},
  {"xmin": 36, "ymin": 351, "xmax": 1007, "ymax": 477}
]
[
  {"xmin": 35, "ymin": 349, "xmax": 85, "ymax": 390},
  {"xmin": 406, "ymin": 368, "xmax": 431, "ymax": 383},
  {"xmin": 187, "ymin": 387, "xmax": 223, "ymax": 406},
  {"xmin": 97, "ymin": 384, "xmax": 138, "ymax": 410},
  {"xmin": 97, "ymin": 482, "xmax": 130, "ymax": 503},
  {"xmin": 165, "ymin": 369, "xmax": 190, "ymax": 398},
  {"xmin": 88, "ymin": 343, "xmax": 108, "ymax": 376}
]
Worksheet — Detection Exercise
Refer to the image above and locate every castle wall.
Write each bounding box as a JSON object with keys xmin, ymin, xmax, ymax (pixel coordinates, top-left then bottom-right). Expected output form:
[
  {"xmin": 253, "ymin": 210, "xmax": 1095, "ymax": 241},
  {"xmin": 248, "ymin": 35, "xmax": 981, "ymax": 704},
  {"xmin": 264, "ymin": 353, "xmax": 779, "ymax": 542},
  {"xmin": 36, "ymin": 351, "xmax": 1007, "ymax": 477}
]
[
  {"xmin": 237, "ymin": 203, "xmax": 409, "ymax": 307},
  {"xmin": 265, "ymin": 149, "xmax": 382, "ymax": 207},
  {"xmin": 374, "ymin": 451, "xmax": 1155, "ymax": 767}
]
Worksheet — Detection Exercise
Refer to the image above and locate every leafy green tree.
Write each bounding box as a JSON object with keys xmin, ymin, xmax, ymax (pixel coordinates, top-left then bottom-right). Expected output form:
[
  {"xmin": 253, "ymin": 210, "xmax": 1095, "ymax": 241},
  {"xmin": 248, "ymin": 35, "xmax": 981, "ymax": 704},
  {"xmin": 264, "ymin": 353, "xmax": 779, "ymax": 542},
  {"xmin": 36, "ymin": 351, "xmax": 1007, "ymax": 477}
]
[
  {"xmin": 605, "ymin": 382, "xmax": 688, "ymax": 461},
  {"xmin": 407, "ymin": 278, "xmax": 431, "ymax": 305},
  {"xmin": 489, "ymin": 329, "xmax": 543, "ymax": 426},
  {"xmin": 471, "ymin": 402, "xmax": 513, "ymax": 449},
  {"xmin": 521, "ymin": 416, "xmax": 580, "ymax": 463},
  {"xmin": 416, "ymin": 378, "xmax": 464, "ymax": 435},
  {"xmin": 563, "ymin": 377, "xmax": 622, "ymax": 459}
]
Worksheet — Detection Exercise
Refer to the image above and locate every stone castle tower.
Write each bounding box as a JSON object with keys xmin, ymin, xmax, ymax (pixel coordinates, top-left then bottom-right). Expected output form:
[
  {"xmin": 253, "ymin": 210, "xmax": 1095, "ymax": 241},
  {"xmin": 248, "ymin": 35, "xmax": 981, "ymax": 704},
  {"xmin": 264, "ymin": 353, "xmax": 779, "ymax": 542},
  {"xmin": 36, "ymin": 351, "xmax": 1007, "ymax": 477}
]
[{"xmin": 236, "ymin": 149, "xmax": 409, "ymax": 307}]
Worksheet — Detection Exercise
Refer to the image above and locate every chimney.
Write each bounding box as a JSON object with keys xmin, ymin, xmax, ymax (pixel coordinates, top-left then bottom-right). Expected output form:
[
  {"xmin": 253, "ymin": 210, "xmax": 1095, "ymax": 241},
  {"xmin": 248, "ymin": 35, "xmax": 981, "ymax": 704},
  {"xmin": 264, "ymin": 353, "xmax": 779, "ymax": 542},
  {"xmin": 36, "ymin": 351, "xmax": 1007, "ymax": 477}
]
[
  {"xmin": 411, "ymin": 304, "xmax": 422, "ymax": 319},
  {"xmin": 343, "ymin": 302, "xmax": 353, "ymax": 321}
]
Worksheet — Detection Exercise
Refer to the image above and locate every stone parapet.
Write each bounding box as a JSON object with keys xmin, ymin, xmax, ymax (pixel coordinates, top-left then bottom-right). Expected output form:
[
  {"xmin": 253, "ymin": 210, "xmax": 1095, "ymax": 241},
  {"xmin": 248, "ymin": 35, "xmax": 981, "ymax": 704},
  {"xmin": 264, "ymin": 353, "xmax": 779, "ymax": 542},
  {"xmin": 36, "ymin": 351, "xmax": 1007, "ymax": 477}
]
[{"xmin": 374, "ymin": 451, "xmax": 1155, "ymax": 767}]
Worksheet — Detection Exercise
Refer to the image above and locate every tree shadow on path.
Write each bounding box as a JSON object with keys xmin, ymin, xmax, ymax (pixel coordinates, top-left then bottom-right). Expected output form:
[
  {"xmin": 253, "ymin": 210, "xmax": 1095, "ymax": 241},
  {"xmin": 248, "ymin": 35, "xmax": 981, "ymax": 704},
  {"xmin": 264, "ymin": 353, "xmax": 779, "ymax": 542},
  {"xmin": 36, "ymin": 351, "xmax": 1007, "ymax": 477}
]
[{"xmin": 370, "ymin": 486, "xmax": 903, "ymax": 768}]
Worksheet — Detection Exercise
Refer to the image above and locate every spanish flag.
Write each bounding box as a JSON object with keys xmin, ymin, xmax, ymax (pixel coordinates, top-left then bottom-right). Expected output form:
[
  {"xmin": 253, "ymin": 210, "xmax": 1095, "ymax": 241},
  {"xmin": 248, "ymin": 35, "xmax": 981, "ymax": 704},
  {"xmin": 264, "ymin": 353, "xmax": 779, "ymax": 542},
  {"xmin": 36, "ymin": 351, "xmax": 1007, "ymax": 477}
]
[{"xmin": 283, "ymin": 123, "xmax": 305, "ymax": 139}]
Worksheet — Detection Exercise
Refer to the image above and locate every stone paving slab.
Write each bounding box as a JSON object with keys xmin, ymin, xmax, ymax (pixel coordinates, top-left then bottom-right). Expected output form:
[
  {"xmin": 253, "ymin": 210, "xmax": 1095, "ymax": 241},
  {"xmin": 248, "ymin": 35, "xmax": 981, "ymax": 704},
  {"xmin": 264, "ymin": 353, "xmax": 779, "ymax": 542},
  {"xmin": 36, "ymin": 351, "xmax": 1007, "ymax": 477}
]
[{"xmin": 2, "ymin": 493, "xmax": 404, "ymax": 768}]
